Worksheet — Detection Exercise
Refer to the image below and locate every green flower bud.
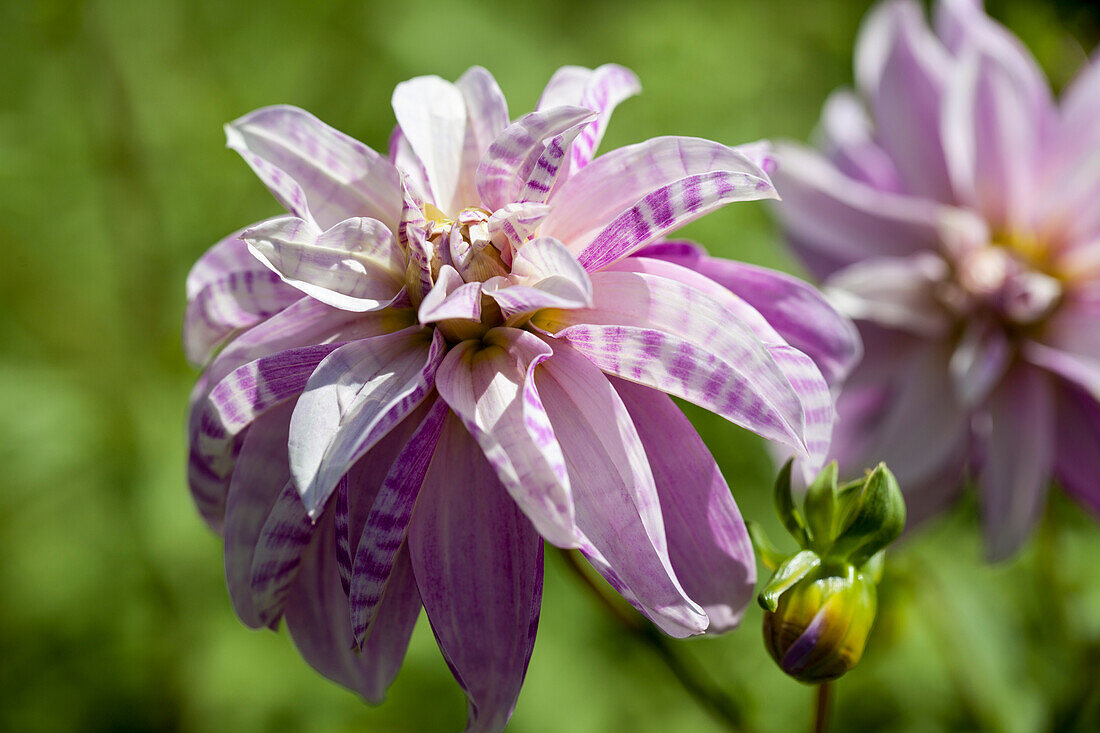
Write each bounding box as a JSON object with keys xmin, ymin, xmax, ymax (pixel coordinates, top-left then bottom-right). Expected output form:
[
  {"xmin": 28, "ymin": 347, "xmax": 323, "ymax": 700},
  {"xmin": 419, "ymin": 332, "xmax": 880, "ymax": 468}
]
[
  {"xmin": 762, "ymin": 564, "xmax": 877, "ymax": 684},
  {"xmin": 750, "ymin": 461, "xmax": 905, "ymax": 684}
]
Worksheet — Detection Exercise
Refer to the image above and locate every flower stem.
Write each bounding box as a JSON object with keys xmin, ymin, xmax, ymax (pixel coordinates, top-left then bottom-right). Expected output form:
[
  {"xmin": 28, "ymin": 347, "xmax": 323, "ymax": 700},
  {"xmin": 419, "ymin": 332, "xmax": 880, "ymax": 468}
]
[
  {"xmin": 556, "ymin": 547, "xmax": 751, "ymax": 732},
  {"xmin": 812, "ymin": 682, "xmax": 831, "ymax": 733}
]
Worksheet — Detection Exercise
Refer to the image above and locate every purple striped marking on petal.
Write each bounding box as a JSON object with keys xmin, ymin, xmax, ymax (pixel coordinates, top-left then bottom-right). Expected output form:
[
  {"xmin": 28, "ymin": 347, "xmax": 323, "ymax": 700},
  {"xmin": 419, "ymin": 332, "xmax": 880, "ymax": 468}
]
[
  {"xmin": 291, "ymin": 328, "xmax": 447, "ymax": 518},
  {"xmin": 488, "ymin": 202, "xmax": 551, "ymax": 257},
  {"xmin": 350, "ymin": 397, "xmax": 449, "ymax": 646},
  {"xmin": 334, "ymin": 476, "xmax": 352, "ymax": 597},
  {"xmin": 249, "ymin": 481, "xmax": 316, "ymax": 627},
  {"xmin": 577, "ymin": 170, "xmax": 776, "ymax": 272},
  {"xmin": 517, "ymin": 117, "xmax": 593, "ymax": 205},
  {"xmin": 476, "ymin": 106, "xmax": 596, "ymax": 212}
]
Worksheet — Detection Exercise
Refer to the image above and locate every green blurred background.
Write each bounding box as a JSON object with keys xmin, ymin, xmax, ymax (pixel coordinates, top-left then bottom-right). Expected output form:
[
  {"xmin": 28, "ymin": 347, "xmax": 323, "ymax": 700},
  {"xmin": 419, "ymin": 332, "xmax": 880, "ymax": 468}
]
[{"xmin": 2, "ymin": 0, "xmax": 1099, "ymax": 730}]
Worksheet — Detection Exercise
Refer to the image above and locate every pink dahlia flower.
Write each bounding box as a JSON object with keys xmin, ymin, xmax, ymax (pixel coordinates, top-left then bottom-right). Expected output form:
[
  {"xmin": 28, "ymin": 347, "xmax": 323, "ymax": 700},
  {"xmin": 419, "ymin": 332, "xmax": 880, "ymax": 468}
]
[
  {"xmin": 772, "ymin": 0, "xmax": 1100, "ymax": 559},
  {"xmin": 184, "ymin": 64, "xmax": 858, "ymax": 730}
]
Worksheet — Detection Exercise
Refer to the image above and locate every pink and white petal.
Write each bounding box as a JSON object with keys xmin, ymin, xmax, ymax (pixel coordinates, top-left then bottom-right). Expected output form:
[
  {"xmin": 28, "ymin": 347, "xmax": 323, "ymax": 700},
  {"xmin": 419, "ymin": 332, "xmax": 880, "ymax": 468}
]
[
  {"xmin": 825, "ymin": 253, "xmax": 953, "ymax": 337},
  {"xmin": 542, "ymin": 136, "xmax": 772, "ymax": 263},
  {"xmin": 418, "ymin": 265, "xmax": 484, "ymax": 325},
  {"xmin": 408, "ymin": 414, "xmax": 544, "ymax": 733},
  {"xmin": 535, "ymin": 270, "xmax": 812, "ymax": 463},
  {"xmin": 350, "ymin": 398, "xmax": 448, "ymax": 645},
  {"xmin": 434, "ymin": 329, "xmax": 577, "ymax": 548},
  {"xmin": 635, "ymin": 246, "xmax": 862, "ymax": 385},
  {"xmin": 184, "ymin": 255, "xmax": 300, "ymax": 367},
  {"xmin": 391, "ymin": 76, "xmax": 467, "ymax": 213},
  {"xmin": 488, "ymin": 202, "xmax": 551, "ymax": 256},
  {"xmin": 614, "ymin": 378, "xmax": 755, "ymax": 633},
  {"xmin": 242, "ymin": 216, "xmax": 405, "ymax": 312},
  {"xmin": 516, "ymin": 116, "xmax": 594, "ymax": 204},
  {"xmin": 934, "ymin": 0, "xmax": 1055, "ymax": 132},
  {"xmin": 949, "ymin": 318, "xmax": 1012, "ymax": 407},
  {"xmin": 290, "ymin": 328, "xmax": 446, "ymax": 517},
  {"xmin": 537, "ymin": 66, "xmax": 593, "ymax": 110},
  {"xmin": 837, "ymin": 342, "xmax": 971, "ymax": 510},
  {"xmin": 476, "ymin": 107, "xmax": 597, "ymax": 212},
  {"xmin": 186, "ymin": 223, "xmax": 279, "ymax": 298},
  {"xmin": 1053, "ymin": 383, "xmax": 1100, "ymax": 518},
  {"xmin": 508, "ymin": 237, "xmax": 592, "ymax": 300},
  {"xmin": 1022, "ymin": 342, "xmax": 1100, "ymax": 401},
  {"xmin": 942, "ymin": 46, "xmax": 1047, "ymax": 230},
  {"xmin": 286, "ymin": 511, "xmax": 421, "ymax": 704},
  {"xmin": 979, "ymin": 365, "xmax": 1055, "ymax": 560},
  {"xmin": 817, "ymin": 89, "xmax": 904, "ymax": 193},
  {"xmin": 535, "ymin": 340, "xmax": 707, "ymax": 637},
  {"xmin": 570, "ymin": 64, "xmax": 641, "ymax": 172},
  {"xmin": 770, "ymin": 143, "xmax": 948, "ymax": 279},
  {"xmin": 388, "ymin": 126, "xmax": 433, "ymax": 205},
  {"xmin": 223, "ymin": 401, "xmax": 295, "ymax": 628},
  {"xmin": 855, "ymin": 0, "xmax": 954, "ymax": 201},
  {"xmin": 226, "ymin": 106, "xmax": 402, "ymax": 230},
  {"xmin": 1037, "ymin": 285, "xmax": 1100, "ymax": 359},
  {"xmin": 453, "ymin": 66, "xmax": 510, "ymax": 208},
  {"xmin": 249, "ymin": 480, "xmax": 315, "ymax": 626}
]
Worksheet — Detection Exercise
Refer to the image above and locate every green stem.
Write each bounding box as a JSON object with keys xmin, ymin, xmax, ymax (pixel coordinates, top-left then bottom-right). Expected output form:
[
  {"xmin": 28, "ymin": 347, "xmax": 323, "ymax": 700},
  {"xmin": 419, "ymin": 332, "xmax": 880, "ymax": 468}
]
[
  {"xmin": 813, "ymin": 682, "xmax": 831, "ymax": 733},
  {"xmin": 557, "ymin": 548, "xmax": 751, "ymax": 732}
]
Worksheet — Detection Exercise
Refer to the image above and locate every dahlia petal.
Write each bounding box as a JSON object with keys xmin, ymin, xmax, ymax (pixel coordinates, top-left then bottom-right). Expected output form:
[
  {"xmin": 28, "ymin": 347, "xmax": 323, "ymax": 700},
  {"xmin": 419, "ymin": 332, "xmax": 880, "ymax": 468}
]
[
  {"xmin": 487, "ymin": 202, "xmax": 551, "ymax": 255},
  {"xmin": 241, "ymin": 216, "xmax": 405, "ymax": 312},
  {"xmin": 434, "ymin": 329, "xmax": 577, "ymax": 548},
  {"xmin": 1023, "ymin": 342, "xmax": 1100, "ymax": 401},
  {"xmin": 1037, "ymin": 286, "xmax": 1100, "ymax": 360},
  {"xmin": 334, "ymin": 476, "xmax": 353, "ymax": 595},
  {"xmin": 290, "ymin": 328, "xmax": 446, "ymax": 518},
  {"xmin": 516, "ymin": 116, "xmax": 593, "ymax": 204},
  {"xmin": 825, "ymin": 253, "xmax": 953, "ymax": 337},
  {"xmin": 350, "ymin": 398, "xmax": 448, "ymax": 645},
  {"xmin": 391, "ymin": 76, "xmax": 468, "ymax": 213},
  {"xmin": 770, "ymin": 143, "xmax": 947, "ymax": 279},
  {"xmin": 537, "ymin": 66, "xmax": 593, "ymax": 109},
  {"xmin": 636, "ymin": 245, "xmax": 862, "ymax": 385},
  {"xmin": 536, "ymin": 270, "xmax": 813, "ymax": 465},
  {"xmin": 1053, "ymin": 384, "xmax": 1100, "ymax": 517},
  {"xmin": 614, "ymin": 378, "xmax": 755, "ymax": 633},
  {"xmin": 942, "ymin": 46, "xmax": 1047, "ymax": 230},
  {"xmin": 570, "ymin": 64, "xmax": 641, "ymax": 172},
  {"xmin": 225, "ymin": 105, "xmax": 402, "ymax": 230},
  {"xmin": 418, "ymin": 265, "xmax": 484, "ymax": 325},
  {"xmin": 599, "ymin": 257, "xmax": 835, "ymax": 474},
  {"xmin": 249, "ymin": 481, "xmax": 315, "ymax": 625},
  {"xmin": 476, "ymin": 106, "xmax": 597, "ymax": 212},
  {"xmin": 223, "ymin": 401, "xmax": 295, "ymax": 628},
  {"xmin": 817, "ymin": 89, "xmax": 903, "ymax": 192},
  {"xmin": 535, "ymin": 341, "xmax": 707, "ymax": 637},
  {"xmin": 408, "ymin": 415, "xmax": 544, "ymax": 733},
  {"xmin": 855, "ymin": 0, "xmax": 953, "ymax": 200},
  {"xmin": 836, "ymin": 343, "xmax": 970, "ymax": 507},
  {"xmin": 184, "ymin": 227, "xmax": 300, "ymax": 367},
  {"xmin": 455, "ymin": 67, "xmax": 510, "ymax": 208},
  {"xmin": 934, "ymin": 0, "xmax": 1054, "ymax": 126},
  {"xmin": 485, "ymin": 237, "xmax": 593, "ymax": 321},
  {"xmin": 388, "ymin": 126, "xmax": 433, "ymax": 204},
  {"xmin": 980, "ymin": 365, "xmax": 1054, "ymax": 560},
  {"xmin": 949, "ymin": 318, "xmax": 1011, "ymax": 407},
  {"xmin": 286, "ymin": 511, "xmax": 421, "ymax": 704},
  {"xmin": 540, "ymin": 136, "xmax": 774, "ymax": 269}
]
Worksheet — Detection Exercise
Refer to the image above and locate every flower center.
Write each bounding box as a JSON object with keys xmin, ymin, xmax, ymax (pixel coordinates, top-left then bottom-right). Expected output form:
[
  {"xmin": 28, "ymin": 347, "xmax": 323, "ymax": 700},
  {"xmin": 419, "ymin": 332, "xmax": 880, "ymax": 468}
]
[{"xmin": 423, "ymin": 204, "xmax": 509, "ymax": 284}]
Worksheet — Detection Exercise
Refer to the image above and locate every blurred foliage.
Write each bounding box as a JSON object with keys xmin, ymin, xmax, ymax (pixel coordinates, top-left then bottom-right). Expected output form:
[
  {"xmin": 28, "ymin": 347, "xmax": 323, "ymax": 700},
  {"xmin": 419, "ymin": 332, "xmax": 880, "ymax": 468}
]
[{"xmin": 1, "ymin": 0, "xmax": 1098, "ymax": 731}]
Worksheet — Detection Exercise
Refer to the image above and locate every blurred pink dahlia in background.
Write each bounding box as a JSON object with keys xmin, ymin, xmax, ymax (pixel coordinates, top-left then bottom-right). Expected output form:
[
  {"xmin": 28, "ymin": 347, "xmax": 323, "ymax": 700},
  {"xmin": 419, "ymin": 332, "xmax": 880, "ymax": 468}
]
[
  {"xmin": 184, "ymin": 64, "xmax": 858, "ymax": 731},
  {"xmin": 772, "ymin": 0, "xmax": 1100, "ymax": 559}
]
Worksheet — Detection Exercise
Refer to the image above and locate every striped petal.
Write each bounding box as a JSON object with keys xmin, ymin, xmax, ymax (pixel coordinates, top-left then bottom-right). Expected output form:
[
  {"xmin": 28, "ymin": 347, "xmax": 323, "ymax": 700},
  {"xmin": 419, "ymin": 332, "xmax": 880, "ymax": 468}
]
[
  {"xmin": 226, "ymin": 105, "xmax": 402, "ymax": 230},
  {"xmin": 434, "ymin": 328, "xmax": 577, "ymax": 548},
  {"xmin": 534, "ymin": 270, "xmax": 814, "ymax": 467},
  {"xmin": 290, "ymin": 328, "xmax": 446, "ymax": 517},
  {"xmin": 476, "ymin": 107, "xmax": 597, "ymax": 212},
  {"xmin": 350, "ymin": 397, "xmax": 448, "ymax": 645},
  {"xmin": 1054, "ymin": 383, "xmax": 1100, "ymax": 518},
  {"xmin": 242, "ymin": 216, "xmax": 405, "ymax": 312},
  {"xmin": 541, "ymin": 136, "xmax": 774, "ymax": 271},
  {"xmin": 408, "ymin": 414, "xmax": 544, "ymax": 733},
  {"xmin": 285, "ymin": 510, "xmax": 421, "ymax": 704},
  {"xmin": 485, "ymin": 237, "xmax": 593, "ymax": 322},
  {"xmin": 535, "ymin": 340, "xmax": 707, "ymax": 637},
  {"xmin": 636, "ymin": 242, "xmax": 861, "ymax": 385},
  {"xmin": 614, "ymin": 378, "xmax": 755, "ymax": 633},
  {"xmin": 249, "ymin": 481, "xmax": 315, "ymax": 625},
  {"xmin": 455, "ymin": 66, "xmax": 510, "ymax": 209},
  {"xmin": 183, "ymin": 226, "xmax": 300, "ymax": 367}
]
